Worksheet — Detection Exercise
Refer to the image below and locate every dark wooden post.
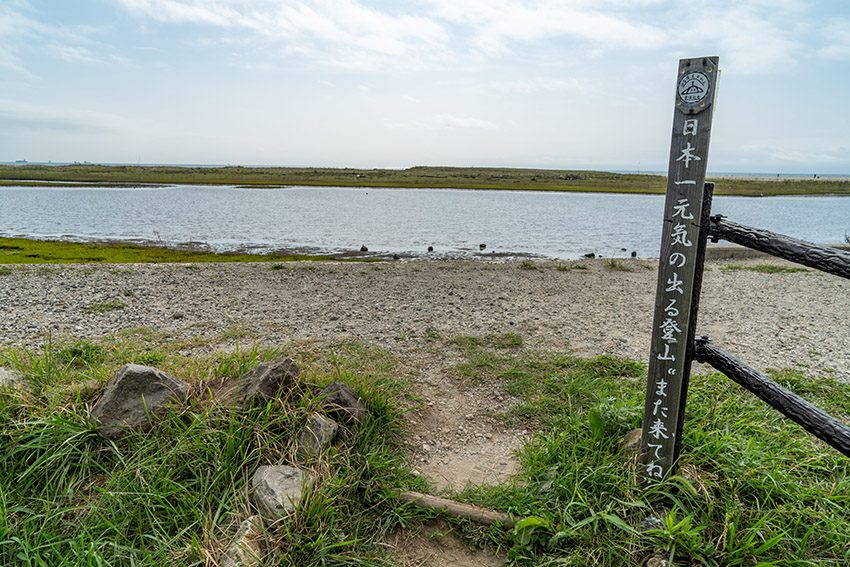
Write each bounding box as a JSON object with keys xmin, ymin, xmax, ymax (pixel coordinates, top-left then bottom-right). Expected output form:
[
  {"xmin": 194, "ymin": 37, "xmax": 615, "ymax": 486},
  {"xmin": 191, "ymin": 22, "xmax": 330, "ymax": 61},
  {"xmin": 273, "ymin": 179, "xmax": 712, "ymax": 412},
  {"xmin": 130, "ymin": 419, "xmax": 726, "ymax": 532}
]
[{"xmin": 640, "ymin": 57, "xmax": 720, "ymax": 482}]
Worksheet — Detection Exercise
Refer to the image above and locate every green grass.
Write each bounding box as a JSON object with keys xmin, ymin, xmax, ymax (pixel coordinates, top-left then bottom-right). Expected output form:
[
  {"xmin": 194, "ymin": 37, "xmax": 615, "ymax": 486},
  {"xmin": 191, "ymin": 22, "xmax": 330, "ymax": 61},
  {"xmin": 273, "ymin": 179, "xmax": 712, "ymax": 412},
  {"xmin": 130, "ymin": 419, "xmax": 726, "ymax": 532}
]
[
  {"xmin": 721, "ymin": 263, "xmax": 812, "ymax": 274},
  {"xmin": 557, "ymin": 263, "xmax": 588, "ymax": 272},
  {"xmin": 0, "ymin": 237, "xmax": 335, "ymax": 264},
  {"xmin": 0, "ymin": 336, "xmax": 426, "ymax": 566},
  {"xmin": 82, "ymin": 300, "xmax": 126, "ymax": 314},
  {"xmin": 4, "ymin": 332, "xmax": 849, "ymax": 566},
  {"xmin": 445, "ymin": 336, "xmax": 850, "ymax": 566},
  {"xmin": 2, "ymin": 164, "xmax": 848, "ymax": 196},
  {"xmin": 605, "ymin": 259, "xmax": 634, "ymax": 272}
]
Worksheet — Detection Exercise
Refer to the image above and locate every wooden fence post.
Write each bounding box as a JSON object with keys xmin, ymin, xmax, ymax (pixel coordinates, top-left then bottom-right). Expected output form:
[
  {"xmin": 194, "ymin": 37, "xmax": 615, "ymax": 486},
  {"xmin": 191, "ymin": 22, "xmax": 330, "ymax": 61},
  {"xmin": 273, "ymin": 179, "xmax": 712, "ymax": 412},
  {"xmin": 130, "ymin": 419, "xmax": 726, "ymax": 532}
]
[{"xmin": 640, "ymin": 56, "xmax": 720, "ymax": 482}]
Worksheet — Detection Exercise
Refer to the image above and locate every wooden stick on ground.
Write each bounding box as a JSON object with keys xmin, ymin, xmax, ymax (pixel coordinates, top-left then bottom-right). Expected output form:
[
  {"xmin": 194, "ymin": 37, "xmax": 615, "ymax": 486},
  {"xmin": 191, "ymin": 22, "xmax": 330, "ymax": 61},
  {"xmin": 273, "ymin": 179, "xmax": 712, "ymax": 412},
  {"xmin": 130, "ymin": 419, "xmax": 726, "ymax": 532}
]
[{"xmin": 397, "ymin": 490, "xmax": 516, "ymax": 529}]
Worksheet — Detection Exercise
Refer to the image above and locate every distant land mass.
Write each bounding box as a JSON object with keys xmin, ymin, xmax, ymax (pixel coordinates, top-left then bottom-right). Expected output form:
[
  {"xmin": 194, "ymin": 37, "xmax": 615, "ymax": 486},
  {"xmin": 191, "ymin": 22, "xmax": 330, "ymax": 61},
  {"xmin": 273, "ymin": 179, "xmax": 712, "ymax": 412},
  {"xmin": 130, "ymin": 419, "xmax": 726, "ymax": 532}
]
[{"xmin": 1, "ymin": 163, "xmax": 848, "ymax": 196}]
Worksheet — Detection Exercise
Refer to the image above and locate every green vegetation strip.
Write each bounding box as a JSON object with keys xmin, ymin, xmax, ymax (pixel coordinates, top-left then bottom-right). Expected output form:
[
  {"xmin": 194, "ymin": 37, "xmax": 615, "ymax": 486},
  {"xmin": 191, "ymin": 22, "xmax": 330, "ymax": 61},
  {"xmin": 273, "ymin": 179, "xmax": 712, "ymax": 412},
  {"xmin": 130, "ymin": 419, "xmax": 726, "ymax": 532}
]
[
  {"xmin": 721, "ymin": 263, "xmax": 812, "ymax": 274},
  {"xmin": 2, "ymin": 164, "xmax": 848, "ymax": 196},
  {"xmin": 0, "ymin": 237, "xmax": 333, "ymax": 264},
  {"xmin": 3, "ymin": 330, "xmax": 848, "ymax": 565}
]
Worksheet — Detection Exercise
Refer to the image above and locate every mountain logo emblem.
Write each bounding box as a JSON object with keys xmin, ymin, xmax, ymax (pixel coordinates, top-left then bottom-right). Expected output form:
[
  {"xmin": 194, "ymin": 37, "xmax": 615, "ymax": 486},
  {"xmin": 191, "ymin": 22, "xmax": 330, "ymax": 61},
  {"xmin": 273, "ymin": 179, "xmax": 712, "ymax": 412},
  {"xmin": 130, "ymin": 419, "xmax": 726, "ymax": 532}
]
[{"xmin": 677, "ymin": 72, "xmax": 710, "ymax": 105}]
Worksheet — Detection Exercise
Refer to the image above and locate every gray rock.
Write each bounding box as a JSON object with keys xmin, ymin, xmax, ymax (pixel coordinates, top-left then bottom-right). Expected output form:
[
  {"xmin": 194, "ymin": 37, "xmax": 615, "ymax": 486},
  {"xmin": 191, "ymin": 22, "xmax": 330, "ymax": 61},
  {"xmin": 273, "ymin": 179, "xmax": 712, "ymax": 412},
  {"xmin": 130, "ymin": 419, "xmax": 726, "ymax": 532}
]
[
  {"xmin": 318, "ymin": 381, "xmax": 367, "ymax": 426},
  {"xmin": 645, "ymin": 554, "xmax": 671, "ymax": 567},
  {"xmin": 297, "ymin": 413, "xmax": 340, "ymax": 461},
  {"xmin": 204, "ymin": 358, "xmax": 300, "ymax": 409},
  {"xmin": 237, "ymin": 358, "xmax": 299, "ymax": 408},
  {"xmin": 90, "ymin": 364, "xmax": 189, "ymax": 439},
  {"xmin": 0, "ymin": 367, "xmax": 27, "ymax": 390},
  {"xmin": 251, "ymin": 465, "xmax": 309, "ymax": 520},
  {"xmin": 220, "ymin": 515, "xmax": 264, "ymax": 567},
  {"xmin": 640, "ymin": 514, "xmax": 663, "ymax": 533},
  {"xmin": 620, "ymin": 428, "xmax": 642, "ymax": 457}
]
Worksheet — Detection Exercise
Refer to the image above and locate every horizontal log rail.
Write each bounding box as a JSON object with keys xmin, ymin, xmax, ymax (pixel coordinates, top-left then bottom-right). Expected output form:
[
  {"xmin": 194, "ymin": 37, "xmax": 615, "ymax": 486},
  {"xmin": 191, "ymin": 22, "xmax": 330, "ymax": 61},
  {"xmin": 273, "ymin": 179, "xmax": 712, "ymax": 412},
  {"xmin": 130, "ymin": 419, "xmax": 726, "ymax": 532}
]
[
  {"xmin": 708, "ymin": 215, "xmax": 850, "ymax": 280},
  {"xmin": 693, "ymin": 337, "xmax": 850, "ymax": 458}
]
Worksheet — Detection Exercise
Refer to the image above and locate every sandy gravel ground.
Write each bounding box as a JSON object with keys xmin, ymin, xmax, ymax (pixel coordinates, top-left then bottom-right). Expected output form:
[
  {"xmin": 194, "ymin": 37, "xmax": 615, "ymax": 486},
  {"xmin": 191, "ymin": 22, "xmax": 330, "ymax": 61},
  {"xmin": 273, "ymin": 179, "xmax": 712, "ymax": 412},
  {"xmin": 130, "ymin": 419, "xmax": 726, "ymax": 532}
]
[
  {"xmin": 2, "ymin": 255, "xmax": 847, "ymax": 565},
  {"xmin": 2, "ymin": 256, "xmax": 847, "ymax": 378}
]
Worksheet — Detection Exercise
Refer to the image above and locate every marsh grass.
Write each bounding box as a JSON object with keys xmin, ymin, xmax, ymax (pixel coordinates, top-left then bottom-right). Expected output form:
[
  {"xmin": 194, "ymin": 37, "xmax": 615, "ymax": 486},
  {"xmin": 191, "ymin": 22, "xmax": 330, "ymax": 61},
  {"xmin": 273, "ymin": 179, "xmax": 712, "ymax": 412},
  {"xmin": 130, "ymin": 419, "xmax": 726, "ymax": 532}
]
[
  {"xmin": 446, "ymin": 336, "xmax": 850, "ymax": 566},
  {"xmin": 0, "ymin": 237, "xmax": 335, "ymax": 265},
  {"xmin": 82, "ymin": 300, "xmax": 126, "ymax": 314},
  {"xmin": 605, "ymin": 259, "xmax": 634, "ymax": 272},
  {"xmin": 721, "ymin": 263, "xmax": 811, "ymax": 274},
  {"xmin": 0, "ymin": 336, "xmax": 425, "ymax": 566},
  {"xmin": 557, "ymin": 264, "xmax": 588, "ymax": 271},
  {"xmin": 2, "ymin": 164, "xmax": 847, "ymax": 196}
]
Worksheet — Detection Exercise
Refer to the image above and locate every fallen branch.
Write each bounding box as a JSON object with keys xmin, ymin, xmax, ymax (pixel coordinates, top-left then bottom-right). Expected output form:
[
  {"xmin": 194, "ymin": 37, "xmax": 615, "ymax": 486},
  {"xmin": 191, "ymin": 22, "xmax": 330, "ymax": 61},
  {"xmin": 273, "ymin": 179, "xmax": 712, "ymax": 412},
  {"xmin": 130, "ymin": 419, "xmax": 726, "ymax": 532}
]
[{"xmin": 396, "ymin": 490, "xmax": 516, "ymax": 529}]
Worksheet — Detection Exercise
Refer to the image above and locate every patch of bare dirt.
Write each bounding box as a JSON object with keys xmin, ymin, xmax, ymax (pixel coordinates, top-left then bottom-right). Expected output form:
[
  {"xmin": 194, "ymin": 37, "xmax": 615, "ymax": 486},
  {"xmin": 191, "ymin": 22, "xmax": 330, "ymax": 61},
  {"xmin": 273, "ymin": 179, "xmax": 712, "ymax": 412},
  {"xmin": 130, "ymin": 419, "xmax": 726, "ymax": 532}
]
[
  {"xmin": 402, "ymin": 350, "xmax": 524, "ymax": 493},
  {"xmin": 386, "ymin": 519, "xmax": 503, "ymax": 567}
]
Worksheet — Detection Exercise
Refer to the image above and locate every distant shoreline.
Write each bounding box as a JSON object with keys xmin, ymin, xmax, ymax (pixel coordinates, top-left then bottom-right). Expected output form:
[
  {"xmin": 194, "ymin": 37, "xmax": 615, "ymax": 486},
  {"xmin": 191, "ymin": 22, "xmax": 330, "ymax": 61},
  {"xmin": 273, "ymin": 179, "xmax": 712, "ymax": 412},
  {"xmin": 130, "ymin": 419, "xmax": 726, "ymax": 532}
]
[{"xmin": 1, "ymin": 164, "xmax": 848, "ymax": 196}]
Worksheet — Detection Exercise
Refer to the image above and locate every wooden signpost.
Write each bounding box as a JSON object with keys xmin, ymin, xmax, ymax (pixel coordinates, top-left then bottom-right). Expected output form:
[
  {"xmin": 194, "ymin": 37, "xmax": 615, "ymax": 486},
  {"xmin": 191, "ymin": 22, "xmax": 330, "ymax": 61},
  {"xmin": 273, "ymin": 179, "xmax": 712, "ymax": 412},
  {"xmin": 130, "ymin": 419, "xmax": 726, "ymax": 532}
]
[{"xmin": 640, "ymin": 57, "xmax": 720, "ymax": 481}]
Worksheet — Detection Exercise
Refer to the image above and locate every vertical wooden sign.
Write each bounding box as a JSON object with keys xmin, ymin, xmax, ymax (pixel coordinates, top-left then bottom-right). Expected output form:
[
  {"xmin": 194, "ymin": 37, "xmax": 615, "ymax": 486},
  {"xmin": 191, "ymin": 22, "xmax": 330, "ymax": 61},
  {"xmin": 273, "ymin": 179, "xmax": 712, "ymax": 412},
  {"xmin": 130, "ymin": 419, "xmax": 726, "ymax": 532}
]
[{"xmin": 640, "ymin": 56, "xmax": 720, "ymax": 481}]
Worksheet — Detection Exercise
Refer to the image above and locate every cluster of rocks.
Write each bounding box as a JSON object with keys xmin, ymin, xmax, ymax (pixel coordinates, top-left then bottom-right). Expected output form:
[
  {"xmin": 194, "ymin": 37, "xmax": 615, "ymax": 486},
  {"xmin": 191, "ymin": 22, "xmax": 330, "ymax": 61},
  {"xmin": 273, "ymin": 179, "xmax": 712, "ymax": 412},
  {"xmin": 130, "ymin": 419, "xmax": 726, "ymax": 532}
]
[{"xmin": 4, "ymin": 357, "xmax": 368, "ymax": 567}]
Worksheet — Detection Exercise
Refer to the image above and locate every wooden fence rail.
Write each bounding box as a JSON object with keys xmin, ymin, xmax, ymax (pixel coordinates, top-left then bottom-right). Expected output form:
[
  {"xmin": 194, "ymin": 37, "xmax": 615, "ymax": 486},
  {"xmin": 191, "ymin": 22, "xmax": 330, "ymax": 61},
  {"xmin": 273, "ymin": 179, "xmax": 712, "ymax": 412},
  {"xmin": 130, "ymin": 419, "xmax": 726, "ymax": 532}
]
[
  {"xmin": 693, "ymin": 336, "xmax": 850, "ymax": 458},
  {"xmin": 708, "ymin": 216, "xmax": 850, "ymax": 279}
]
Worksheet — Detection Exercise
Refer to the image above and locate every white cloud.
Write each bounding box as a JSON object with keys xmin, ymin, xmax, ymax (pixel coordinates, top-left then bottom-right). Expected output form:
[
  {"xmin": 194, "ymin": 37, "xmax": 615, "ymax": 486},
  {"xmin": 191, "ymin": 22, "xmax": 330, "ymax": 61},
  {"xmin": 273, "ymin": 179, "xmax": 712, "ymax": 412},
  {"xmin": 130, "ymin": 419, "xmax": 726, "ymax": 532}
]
[
  {"xmin": 111, "ymin": 0, "xmax": 675, "ymax": 71},
  {"xmin": 662, "ymin": 0, "xmax": 809, "ymax": 75},
  {"xmin": 46, "ymin": 43, "xmax": 102, "ymax": 64},
  {"xmin": 109, "ymin": 0, "xmax": 844, "ymax": 76},
  {"xmin": 114, "ymin": 0, "xmax": 451, "ymax": 70},
  {"xmin": 387, "ymin": 113, "xmax": 498, "ymax": 131},
  {"xmin": 488, "ymin": 77, "xmax": 584, "ymax": 94},
  {"xmin": 422, "ymin": 0, "xmax": 668, "ymax": 58},
  {"xmin": 434, "ymin": 113, "xmax": 498, "ymax": 130},
  {"xmin": 0, "ymin": 1, "xmax": 116, "ymax": 74},
  {"xmin": 816, "ymin": 20, "xmax": 850, "ymax": 60},
  {"xmin": 0, "ymin": 99, "xmax": 134, "ymax": 134}
]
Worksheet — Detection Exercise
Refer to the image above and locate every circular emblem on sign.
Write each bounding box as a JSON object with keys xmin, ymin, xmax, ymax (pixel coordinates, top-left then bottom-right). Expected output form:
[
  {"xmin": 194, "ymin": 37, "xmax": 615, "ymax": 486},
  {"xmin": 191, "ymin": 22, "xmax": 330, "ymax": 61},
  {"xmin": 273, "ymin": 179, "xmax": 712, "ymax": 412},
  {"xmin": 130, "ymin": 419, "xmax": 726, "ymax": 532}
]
[{"xmin": 677, "ymin": 71, "xmax": 710, "ymax": 104}]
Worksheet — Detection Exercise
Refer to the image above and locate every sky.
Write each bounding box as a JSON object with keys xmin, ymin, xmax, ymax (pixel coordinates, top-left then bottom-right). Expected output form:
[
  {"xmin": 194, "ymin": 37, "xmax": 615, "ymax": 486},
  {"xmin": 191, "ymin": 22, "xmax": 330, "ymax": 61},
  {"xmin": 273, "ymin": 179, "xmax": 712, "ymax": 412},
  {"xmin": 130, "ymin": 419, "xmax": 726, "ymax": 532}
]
[{"xmin": 1, "ymin": 0, "xmax": 849, "ymax": 174}]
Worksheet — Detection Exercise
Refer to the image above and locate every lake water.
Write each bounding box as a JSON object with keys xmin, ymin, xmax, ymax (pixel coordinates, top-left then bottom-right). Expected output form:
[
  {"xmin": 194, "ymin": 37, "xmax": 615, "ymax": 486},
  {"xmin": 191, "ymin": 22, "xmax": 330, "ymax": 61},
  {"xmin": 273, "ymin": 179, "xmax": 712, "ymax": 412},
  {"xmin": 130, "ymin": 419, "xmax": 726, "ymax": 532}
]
[{"xmin": 0, "ymin": 184, "xmax": 847, "ymax": 259}]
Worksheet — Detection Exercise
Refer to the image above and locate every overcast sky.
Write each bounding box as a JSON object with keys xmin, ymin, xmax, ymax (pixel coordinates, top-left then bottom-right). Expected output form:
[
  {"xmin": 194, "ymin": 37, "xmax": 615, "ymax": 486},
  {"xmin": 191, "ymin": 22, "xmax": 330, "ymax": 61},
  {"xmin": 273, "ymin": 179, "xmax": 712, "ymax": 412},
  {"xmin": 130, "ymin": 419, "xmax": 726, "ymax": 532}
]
[{"xmin": 2, "ymin": 0, "xmax": 849, "ymax": 173}]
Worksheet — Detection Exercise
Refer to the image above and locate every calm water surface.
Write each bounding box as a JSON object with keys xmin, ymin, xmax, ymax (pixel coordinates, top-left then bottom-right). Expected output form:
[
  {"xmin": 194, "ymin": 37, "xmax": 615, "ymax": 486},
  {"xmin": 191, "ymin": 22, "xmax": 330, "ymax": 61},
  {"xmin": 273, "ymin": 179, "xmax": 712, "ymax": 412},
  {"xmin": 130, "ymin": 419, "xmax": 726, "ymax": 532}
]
[{"xmin": 0, "ymin": 185, "xmax": 847, "ymax": 259}]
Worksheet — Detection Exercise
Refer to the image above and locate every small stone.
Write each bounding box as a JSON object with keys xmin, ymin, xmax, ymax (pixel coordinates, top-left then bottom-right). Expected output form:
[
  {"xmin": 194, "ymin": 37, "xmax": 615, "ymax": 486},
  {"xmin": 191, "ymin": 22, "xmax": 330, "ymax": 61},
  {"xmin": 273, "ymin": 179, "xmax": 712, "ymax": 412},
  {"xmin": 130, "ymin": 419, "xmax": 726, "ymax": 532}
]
[
  {"xmin": 201, "ymin": 358, "xmax": 300, "ymax": 410},
  {"xmin": 640, "ymin": 514, "xmax": 663, "ymax": 533},
  {"xmin": 317, "ymin": 381, "xmax": 367, "ymax": 425},
  {"xmin": 251, "ymin": 465, "xmax": 308, "ymax": 520},
  {"xmin": 645, "ymin": 554, "xmax": 670, "ymax": 567},
  {"xmin": 297, "ymin": 413, "xmax": 339, "ymax": 461},
  {"xmin": 236, "ymin": 358, "xmax": 300, "ymax": 409},
  {"xmin": 620, "ymin": 428, "xmax": 643, "ymax": 457},
  {"xmin": 90, "ymin": 364, "xmax": 189, "ymax": 440},
  {"xmin": 219, "ymin": 515, "xmax": 264, "ymax": 567},
  {"xmin": 0, "ymin": 367, "xmax": 27, "ymax": 390}
]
